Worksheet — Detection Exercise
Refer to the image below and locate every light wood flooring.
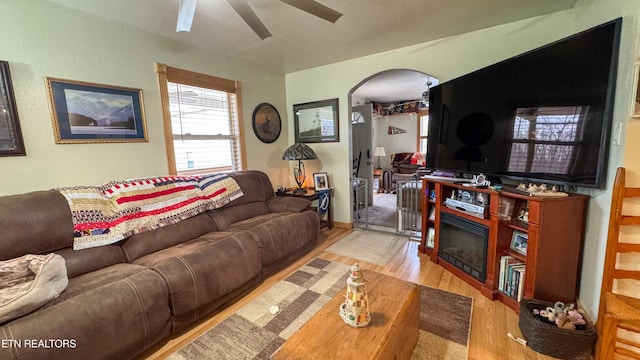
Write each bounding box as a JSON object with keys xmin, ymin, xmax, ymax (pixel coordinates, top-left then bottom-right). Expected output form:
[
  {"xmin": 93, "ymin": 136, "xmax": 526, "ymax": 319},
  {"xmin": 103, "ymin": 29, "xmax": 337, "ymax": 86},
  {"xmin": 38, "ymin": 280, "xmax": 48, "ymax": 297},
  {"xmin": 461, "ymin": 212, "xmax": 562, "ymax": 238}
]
[{"xmin": 141, "ymin": 228, "xmax": 558, "ymax": 360}]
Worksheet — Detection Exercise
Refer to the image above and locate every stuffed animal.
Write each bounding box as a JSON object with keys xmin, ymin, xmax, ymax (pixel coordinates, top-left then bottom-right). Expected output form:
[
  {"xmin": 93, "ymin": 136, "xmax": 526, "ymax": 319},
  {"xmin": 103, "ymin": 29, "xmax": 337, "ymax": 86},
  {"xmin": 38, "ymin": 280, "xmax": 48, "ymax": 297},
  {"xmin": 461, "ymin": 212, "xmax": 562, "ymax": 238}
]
[{"xmin": 533, "ymin": 302, "xmax": 586, "ymax": 330}]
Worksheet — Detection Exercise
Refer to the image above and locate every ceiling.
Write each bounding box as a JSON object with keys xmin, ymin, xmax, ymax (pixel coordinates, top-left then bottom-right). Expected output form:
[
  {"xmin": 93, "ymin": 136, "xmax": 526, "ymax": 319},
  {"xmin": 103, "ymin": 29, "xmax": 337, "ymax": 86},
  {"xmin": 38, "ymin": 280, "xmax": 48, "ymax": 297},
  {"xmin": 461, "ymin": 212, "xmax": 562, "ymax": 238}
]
[
  {"xmin": 352, "ymin": 69, "xmax": 438, "ymax": 104},
  {"xmin": 47, "ymin": 0, "xmax": 578, "ymax": 102}
]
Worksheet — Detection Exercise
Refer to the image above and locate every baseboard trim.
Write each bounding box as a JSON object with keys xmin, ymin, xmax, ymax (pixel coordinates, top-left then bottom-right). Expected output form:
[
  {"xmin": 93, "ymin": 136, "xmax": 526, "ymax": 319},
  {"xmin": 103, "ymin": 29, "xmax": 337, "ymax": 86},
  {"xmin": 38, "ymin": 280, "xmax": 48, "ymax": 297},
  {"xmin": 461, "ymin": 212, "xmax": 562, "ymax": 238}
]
[{"xmin": 332, "ymin": 221, "xmax": 352, "ymax": 229}]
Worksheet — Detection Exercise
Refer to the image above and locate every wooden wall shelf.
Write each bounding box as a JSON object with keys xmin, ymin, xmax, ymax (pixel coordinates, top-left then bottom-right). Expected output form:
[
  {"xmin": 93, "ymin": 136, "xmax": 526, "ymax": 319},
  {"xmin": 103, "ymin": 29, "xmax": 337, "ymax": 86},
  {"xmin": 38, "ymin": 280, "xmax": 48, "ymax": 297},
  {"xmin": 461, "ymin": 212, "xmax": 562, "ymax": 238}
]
[{"xmin": 419, "ymin": 179, "xmax": 588, "ymax": 313}]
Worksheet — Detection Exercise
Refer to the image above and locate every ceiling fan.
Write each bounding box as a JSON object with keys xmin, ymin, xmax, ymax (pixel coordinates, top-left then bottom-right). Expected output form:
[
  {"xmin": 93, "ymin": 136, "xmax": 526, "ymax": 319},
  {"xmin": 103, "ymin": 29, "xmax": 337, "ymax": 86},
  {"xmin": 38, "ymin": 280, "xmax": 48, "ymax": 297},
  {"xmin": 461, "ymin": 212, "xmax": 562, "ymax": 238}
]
[{"xmin": 176, "ymin": 0, "xmax": 343, "ymax": 40}]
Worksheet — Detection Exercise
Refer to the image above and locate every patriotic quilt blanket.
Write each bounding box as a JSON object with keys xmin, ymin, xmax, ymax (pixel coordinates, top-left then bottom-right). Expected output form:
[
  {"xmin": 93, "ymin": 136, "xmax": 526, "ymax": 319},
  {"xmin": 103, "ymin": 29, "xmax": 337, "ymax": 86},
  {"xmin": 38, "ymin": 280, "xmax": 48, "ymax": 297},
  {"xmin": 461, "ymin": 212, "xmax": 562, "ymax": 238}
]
[{"xmin": 57, "ymin": 173, "xmax": 244, "ymax": 250}]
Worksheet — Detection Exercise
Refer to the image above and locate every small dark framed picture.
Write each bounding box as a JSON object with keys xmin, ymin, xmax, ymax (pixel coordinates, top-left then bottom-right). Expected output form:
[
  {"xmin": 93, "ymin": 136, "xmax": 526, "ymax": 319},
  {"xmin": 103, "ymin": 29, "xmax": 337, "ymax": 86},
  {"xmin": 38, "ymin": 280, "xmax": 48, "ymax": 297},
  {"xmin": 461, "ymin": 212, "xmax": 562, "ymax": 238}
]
[
  {"xmin": 0, "ymin": 61, "xmax": 26, "ymax": 156},
  {"xmin": 429, "ymin": 189, "xmax": 436, "ymax": 201},
  {"xmin": 510, "ymin": 230, "xmax": 528, "ymax": 256},
  {"xmin": 313, "ymin": 172, "xmax": 329, "ymax": 191},
  {"xmin": 251, "ymin": 103, "xmax": 281, "ymax": 143},
  {"xmin": 293, "ymin": 98, "xmax": 339, "ymax": 143}
]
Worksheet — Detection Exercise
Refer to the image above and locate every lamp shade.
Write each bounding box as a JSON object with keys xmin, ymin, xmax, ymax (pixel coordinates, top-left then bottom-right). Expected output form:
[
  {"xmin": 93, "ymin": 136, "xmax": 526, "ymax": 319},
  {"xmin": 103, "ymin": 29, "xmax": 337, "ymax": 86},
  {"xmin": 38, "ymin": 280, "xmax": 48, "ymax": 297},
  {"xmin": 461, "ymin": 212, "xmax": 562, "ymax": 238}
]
[
  {"xmin": 282, "ymin": 143, "xmax": 318, "ymax": 160},
  {"xmin": 373, "ymin": 146, "xmax": 386, "ymax": 157}
]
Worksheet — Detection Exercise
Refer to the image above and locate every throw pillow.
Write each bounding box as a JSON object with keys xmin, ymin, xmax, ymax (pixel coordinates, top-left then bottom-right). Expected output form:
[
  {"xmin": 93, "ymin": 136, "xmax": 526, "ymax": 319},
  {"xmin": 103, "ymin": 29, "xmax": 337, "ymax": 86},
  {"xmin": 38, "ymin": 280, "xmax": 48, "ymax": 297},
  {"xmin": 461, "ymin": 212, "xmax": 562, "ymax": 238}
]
[{"xmin": 0, "ymin": 253, "xmax": 68, "ymax": 324}]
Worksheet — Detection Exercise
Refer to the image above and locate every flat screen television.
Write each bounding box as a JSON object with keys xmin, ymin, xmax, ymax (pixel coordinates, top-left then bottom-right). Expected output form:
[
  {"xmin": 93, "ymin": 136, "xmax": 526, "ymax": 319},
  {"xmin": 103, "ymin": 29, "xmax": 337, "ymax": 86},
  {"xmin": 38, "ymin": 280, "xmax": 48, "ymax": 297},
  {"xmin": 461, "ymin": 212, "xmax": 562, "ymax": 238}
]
[{"xmin": 426, "ymin": 18, "xmax": 622, "ymax": 188}]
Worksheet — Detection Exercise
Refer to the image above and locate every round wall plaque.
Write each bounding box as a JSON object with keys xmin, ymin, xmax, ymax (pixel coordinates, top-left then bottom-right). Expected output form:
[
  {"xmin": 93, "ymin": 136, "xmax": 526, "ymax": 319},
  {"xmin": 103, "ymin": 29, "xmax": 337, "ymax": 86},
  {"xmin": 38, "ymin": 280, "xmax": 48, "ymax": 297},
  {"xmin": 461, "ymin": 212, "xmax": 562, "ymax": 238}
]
[{"xmin": 252, "ymin": 103, "xmax": 281, "ymax": 144}]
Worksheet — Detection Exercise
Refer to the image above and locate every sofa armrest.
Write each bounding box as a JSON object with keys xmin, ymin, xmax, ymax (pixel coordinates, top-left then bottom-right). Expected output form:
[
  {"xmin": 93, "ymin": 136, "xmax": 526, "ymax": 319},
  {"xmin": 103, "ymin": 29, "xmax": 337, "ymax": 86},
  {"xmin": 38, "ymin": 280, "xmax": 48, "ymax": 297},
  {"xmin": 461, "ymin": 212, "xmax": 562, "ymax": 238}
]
[{"xmin": 267, "ymin": 197, "xmax": 311, "ymax": 213}]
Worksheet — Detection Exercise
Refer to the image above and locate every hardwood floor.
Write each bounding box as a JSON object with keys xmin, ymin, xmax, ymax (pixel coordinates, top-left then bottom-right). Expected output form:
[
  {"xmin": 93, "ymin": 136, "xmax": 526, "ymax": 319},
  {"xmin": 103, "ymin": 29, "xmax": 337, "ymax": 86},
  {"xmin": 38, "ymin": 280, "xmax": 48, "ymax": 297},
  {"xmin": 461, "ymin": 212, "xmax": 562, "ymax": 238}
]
[{"xmin": 142, "ymin": 228, "xmax": 558, "ymax": 360}]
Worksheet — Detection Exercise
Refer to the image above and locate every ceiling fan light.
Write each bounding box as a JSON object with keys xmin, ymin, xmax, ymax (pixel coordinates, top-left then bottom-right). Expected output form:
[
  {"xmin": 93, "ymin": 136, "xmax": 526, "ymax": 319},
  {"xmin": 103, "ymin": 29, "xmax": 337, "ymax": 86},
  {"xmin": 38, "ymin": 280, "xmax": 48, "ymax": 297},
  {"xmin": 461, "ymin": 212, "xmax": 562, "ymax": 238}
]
[{"xmin": 176, "ymin": 0, "xmax": 198, "ymax": 32}]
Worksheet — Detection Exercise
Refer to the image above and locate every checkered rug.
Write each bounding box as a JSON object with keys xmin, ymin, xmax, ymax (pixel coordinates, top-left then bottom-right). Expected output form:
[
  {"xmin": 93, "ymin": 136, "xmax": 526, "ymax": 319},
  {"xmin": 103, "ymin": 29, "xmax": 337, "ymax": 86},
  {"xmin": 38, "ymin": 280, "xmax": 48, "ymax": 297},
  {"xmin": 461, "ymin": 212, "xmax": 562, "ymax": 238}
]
[{"xmin": 168, "ymin": 258, "xmax": 472, "ymax": 360}]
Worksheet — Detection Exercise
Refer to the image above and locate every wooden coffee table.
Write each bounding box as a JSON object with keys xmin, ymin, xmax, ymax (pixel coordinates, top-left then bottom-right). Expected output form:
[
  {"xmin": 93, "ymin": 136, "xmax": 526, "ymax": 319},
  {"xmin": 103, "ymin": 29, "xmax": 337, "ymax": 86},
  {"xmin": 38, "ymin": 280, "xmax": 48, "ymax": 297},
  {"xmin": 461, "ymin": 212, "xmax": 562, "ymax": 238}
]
[{"xmin": 270, "ymin": 270, "xmax": 419, "ymax": 360}]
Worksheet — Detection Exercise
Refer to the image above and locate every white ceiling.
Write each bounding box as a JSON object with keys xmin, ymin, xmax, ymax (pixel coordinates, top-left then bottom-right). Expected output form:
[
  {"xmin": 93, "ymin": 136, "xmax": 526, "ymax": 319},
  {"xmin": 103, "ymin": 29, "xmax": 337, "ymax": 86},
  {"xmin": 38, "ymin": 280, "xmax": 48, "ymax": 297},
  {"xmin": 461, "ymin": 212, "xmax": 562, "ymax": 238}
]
[
  {"xmin": 47, "ymin": 0, "xmax": 578, "ymax": 102},
  {"xmin": 352, "ymin": 69, "xmax": 438, "ymax": 104}
]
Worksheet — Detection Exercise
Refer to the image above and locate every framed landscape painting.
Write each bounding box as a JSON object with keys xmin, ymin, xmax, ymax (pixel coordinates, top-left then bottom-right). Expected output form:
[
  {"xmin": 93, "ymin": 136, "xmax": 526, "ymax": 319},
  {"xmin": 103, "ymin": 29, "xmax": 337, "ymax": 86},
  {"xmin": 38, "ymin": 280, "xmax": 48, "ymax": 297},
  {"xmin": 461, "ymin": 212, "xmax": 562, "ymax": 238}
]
[{"xmin": 46, "ymin": 77, "xmax": 148, "ymax": 144}]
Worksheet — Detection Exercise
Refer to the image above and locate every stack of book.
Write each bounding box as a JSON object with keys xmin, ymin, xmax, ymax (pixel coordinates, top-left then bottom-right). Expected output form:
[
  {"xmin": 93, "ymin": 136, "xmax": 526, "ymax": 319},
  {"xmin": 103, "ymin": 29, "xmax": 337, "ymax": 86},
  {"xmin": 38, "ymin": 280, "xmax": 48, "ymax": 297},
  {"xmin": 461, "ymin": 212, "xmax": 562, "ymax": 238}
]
[{"xmin": 498, "ymin": 255, "xmax": 526, "ymax": 301}]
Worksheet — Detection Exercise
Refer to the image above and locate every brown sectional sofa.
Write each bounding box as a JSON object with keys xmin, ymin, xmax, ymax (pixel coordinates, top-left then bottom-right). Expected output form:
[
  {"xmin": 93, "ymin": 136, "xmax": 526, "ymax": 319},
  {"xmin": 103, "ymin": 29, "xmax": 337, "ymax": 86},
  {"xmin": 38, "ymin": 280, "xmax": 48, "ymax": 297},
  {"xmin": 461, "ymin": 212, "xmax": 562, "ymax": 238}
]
[{"xmin": 0, "ymin": 170, "xmax": 319, "ymax": 360}]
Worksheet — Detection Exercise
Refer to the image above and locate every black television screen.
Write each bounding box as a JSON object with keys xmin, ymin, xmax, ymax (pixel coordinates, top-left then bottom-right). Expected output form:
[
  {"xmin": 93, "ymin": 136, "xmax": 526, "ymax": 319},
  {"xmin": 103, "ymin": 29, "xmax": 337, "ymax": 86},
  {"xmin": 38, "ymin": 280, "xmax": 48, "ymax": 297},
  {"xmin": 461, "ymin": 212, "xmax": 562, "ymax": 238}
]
[{"xmin": 427, "ymin": 18, "xmax": 622, "ymax": 188}]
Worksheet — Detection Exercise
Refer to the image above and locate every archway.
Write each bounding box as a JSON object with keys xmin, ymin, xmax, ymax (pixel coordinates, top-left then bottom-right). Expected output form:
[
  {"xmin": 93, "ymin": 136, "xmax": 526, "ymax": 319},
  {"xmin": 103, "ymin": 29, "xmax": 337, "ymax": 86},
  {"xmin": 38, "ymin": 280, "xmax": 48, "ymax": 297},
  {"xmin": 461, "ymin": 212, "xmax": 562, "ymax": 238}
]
[{"xmin": 348, "ymin": 69, "xmax": 439, "ymax": 234}]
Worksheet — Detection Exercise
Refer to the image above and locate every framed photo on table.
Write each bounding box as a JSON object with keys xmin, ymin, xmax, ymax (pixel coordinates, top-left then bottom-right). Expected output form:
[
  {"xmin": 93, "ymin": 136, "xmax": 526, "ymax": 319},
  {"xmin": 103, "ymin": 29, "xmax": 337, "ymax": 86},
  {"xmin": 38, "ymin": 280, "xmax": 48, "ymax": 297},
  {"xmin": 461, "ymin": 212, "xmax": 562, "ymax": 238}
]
[
  {"xmin": 510, "ymin": 230, "xmax": 528, "ymax": 256},
  {"xmin": 46, "ymin": 77, "xmax": 148, "ymax": 144},
  {"xmin": 313, "ymin": 172, "xmax": 329, "ymax": 191},
  {"xmin": 293, "ymin": 98, "xmax": 339, "ymax": 143}
]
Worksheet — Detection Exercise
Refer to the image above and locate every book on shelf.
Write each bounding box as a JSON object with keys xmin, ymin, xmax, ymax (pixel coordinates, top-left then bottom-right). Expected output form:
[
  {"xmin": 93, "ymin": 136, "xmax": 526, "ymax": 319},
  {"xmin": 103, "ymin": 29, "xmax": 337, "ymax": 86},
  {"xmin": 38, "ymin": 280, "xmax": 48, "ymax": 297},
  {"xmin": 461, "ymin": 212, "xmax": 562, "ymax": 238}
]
[
  {"xmin": 509, "ymin": 264, "xmax": 526, "ymax": 299},
  {"xmin": 498, "ymin": 255, "xmax": 525, "ymax": 300},
  {"xmin": 515, "ymin": 266, "xmax": 526, "ymax": 301},
  {"xmin": 498, "ymin": 255, "xmax": 512, "ymax": 293},
  {"xmin": 498, "ymin": 255, "xmax": 519, "ymax": 292}
]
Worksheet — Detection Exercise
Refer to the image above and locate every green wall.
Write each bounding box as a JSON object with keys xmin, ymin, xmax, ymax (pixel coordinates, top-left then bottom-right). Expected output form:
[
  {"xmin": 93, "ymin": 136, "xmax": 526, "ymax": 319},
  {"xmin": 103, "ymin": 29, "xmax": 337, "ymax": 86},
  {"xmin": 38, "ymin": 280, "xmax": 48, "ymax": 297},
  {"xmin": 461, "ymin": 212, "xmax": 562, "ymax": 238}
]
[{"xmin": 0, "ymin": 0, "xmax": 290, "ymax": 195}]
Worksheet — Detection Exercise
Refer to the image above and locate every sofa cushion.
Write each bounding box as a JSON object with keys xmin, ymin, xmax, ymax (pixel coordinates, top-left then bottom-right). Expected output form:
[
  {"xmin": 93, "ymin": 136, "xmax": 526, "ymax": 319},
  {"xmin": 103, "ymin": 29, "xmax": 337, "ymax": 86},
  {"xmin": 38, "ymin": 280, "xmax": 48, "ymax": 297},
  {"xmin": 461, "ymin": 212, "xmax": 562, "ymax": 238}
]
[
  {"xmin": 56, "ymin": 245, "xmax": 125, "ymax": 279},
  {"xmin": 228, "ymin": 210, "xmax": 319, "ymax": 268},
  {"xmin": 120, "ymin": 213, "xmax": 218, "ymax": 262},
  {"xmin": 266, "ymin": 196, "xmax": 311, "ymax": 213},
  {"xmin": 132, "ymin": 231, "xmax": 261, "ymax": 320},
  {"xmin": 0, "ymin": 191, "xmax": 73, "ymax": 260},
  {"xmin": 1, "ymin": 263, "xmax": 170, "ymax": 360},
  {"xmin": 398, "ymin": 163, "xmax": 420, "ymax": 174},
  {"xmin": 391, "ymin": 152, "xmax": 413, "ymax": 165},
  {"xmin": 225, "ymin": 170, "xmax": 275, "ymax": 206},
  {"xmin": 208, "ymin": 202, "xmax": 270, "ymax": 230}
]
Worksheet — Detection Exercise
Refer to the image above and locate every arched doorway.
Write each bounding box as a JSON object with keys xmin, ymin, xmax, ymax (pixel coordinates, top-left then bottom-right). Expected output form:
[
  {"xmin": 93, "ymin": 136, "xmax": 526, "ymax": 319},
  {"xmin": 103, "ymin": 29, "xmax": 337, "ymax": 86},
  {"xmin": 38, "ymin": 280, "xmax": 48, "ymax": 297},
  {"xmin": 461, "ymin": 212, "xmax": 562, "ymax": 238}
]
[{"xmin": 348, "ymin": 69, "xmax": 439, "ymax": 235}]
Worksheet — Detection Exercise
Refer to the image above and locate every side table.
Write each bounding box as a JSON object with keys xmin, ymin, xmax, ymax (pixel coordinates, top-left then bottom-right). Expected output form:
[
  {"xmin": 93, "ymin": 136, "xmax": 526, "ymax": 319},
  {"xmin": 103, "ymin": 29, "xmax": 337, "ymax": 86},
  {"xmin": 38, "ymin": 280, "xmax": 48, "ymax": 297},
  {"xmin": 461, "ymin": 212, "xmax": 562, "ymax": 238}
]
[{"xmin": 276, "ymin": 188, "xmax": 333, "ymax": 229}]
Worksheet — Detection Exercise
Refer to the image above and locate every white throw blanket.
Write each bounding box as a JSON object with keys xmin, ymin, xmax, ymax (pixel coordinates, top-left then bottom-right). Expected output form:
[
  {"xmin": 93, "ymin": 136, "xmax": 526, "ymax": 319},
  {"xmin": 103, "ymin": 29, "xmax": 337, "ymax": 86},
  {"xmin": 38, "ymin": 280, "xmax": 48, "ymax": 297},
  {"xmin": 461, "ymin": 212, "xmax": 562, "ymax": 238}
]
[{"xmin": 0, "ymin": 254, "xmax": 68, "ymax": 324}]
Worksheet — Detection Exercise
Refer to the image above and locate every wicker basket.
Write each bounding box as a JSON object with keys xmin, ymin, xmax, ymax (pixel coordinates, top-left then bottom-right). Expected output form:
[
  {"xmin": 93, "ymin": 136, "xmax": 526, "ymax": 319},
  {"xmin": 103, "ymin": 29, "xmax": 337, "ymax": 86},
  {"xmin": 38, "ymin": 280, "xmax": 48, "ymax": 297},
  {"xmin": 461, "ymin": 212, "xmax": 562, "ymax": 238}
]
[{"xmin": 519, "ymin": 299, "xmax": 597, "ymax": 360}]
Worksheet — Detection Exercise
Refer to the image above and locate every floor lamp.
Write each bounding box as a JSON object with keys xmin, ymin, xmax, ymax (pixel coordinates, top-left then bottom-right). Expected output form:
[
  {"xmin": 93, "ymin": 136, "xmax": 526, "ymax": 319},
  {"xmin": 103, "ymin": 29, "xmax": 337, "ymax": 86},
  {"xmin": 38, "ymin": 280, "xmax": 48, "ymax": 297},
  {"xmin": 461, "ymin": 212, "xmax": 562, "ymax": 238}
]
[{"xmin": 282, "ymin": 143, "xmax": 318, "ymax": 194}]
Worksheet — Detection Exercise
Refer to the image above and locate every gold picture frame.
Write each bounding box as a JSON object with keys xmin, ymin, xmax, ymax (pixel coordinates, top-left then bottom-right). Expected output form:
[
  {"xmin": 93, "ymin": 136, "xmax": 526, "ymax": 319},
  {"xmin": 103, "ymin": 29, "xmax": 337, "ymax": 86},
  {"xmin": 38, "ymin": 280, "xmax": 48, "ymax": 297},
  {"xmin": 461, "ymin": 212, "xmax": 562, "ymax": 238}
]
[{"xmin": 46, "ymin": 77, "xmax": 148, "ymax": 144}]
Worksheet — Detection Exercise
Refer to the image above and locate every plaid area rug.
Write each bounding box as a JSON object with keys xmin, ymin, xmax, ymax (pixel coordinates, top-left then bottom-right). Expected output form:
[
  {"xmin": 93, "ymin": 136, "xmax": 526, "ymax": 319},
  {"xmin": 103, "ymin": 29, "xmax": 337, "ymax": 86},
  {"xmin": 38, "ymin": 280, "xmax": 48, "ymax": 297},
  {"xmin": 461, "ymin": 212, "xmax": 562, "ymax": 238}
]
[{"xmin": 168, "ymin": 258, "xmax": 472, "ymax": 360}]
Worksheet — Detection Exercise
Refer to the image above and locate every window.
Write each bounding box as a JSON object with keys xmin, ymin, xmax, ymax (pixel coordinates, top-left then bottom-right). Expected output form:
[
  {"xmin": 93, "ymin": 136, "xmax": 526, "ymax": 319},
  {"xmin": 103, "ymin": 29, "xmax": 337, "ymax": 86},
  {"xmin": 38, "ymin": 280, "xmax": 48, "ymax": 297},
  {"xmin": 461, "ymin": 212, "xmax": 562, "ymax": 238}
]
[
  {"xmin": 418, "ymin": 110, "xmax": 429, "ymax": 153},
  {"xmin": 156, "ymin": 63, "xmax": 246, "ymax": 175},
  {"xmin": 508, "ymin": 106, "xmax": 588, "ymax": 174}
]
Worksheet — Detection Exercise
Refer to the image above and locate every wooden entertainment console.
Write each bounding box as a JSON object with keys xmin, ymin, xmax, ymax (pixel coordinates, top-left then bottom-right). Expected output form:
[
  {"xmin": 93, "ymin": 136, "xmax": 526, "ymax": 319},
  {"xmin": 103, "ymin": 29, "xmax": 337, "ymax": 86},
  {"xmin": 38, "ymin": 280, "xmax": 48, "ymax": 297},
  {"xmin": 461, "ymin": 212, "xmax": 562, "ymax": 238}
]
[{"xmin": 420, "ymin": 178, "xmax": 588, "ymax": 313}]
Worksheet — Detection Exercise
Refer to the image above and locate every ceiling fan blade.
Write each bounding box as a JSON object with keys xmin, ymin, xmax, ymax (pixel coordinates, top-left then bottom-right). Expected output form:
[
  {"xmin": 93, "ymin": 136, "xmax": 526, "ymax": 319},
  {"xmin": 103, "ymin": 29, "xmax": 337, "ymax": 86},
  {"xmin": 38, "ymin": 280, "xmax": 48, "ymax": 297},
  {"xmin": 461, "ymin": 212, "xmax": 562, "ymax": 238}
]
[
  {"xmin": 280, "ymin": 0, "xmax": 343, "ymax": 23},
  {"xmin": 225, "ymin": 0, "xmax": 272, "ymax": 40},
  {"xmin": 176, "ymin": 0, "xmax": 198, "ymax": 32}
]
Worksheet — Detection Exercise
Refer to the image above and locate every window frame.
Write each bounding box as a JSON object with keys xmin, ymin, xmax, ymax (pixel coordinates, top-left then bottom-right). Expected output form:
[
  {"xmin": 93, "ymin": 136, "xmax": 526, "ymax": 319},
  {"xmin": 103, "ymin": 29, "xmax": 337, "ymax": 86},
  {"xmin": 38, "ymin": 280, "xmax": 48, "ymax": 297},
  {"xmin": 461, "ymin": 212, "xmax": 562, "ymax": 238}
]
[
  {"xmin": 155, "ymin": 63, "xmax": 247, "ymax": 175},
  {"xmin": 417, "ymin": 109, "xmax": 429, "ymax": 153}
]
